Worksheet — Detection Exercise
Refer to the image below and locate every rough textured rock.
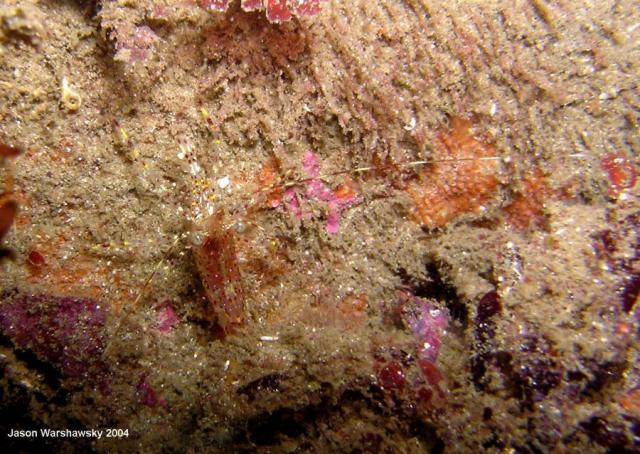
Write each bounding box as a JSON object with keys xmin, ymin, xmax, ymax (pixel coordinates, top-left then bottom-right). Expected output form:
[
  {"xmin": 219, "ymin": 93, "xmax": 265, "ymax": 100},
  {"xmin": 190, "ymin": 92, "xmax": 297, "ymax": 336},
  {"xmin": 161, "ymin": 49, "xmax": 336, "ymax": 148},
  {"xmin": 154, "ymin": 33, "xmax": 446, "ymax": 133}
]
[{"xmin": 0, "ymin": 0, "xmax": 638, "ymax": 451}]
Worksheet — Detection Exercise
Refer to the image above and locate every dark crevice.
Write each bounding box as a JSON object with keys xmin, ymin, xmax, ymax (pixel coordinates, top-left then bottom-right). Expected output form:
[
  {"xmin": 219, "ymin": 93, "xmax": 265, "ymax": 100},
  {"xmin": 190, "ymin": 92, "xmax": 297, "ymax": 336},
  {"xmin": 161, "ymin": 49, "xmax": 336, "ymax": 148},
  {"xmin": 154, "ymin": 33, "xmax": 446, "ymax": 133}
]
[
  {"xmin": 0, "ymin": 333, "xmax": 63, "ymax": 391},
  {"xmin": 397, "ymin": 260, "xmax": 468, "ymax": 327},
  {"xmin": 237, "ymin": 373, "xmax": 287, "ymax": 402},
  {"xmin": 12, "ymin": 349, "xmax": 62, "ymax": 391},
  {"xmin": 234, "ymin": 386, "xmax": 444, "ymax": 451},
  {"xmin": 583, "ymin": 360, "xmax": 626, "ymax": 395},
  {"xmin": 580, "ymin": 417, "xmax": 631, "ymax": 451}
]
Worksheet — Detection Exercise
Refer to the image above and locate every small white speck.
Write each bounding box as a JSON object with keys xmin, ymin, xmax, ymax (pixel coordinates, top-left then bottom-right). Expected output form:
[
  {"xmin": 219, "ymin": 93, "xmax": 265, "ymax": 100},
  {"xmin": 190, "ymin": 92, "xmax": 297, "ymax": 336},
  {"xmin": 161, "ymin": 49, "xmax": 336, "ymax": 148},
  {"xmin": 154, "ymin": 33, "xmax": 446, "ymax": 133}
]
[
  {"xmin": 217, "ymin": 176, "xmax": 230, "ymax": 189},
  {"xmin": 404, "ymin": 116, "xmax": 417, "ymax": 131},
  {"xmin": 190, "ymin": 161, "xmax": 201, "ymax": 175},
  {"xmin": 223, "ymin": 360, "xmax": 230, "ymax": 371},
  {"xmin": 490, "ymin": 102, "xmax": 498, "ymax": 116},
  {"xmin": 260, "ymin": 335, "xmax": 279, "ymax": 342}
]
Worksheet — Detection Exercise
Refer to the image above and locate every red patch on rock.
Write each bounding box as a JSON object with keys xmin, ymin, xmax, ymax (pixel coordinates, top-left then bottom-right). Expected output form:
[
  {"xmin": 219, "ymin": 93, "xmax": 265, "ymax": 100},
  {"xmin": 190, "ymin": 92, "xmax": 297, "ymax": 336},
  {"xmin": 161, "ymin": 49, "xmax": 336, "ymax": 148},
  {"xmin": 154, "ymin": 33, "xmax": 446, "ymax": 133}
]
[
  {"xmin": 504, "ymin": 169, "xmax": 553, "ymax": 231},
  {"xmin": 27, "ymin": 249, "xmax": 46, "ymax": 268},
  {"xmin": 378, "ymin": 361, "xmax": 406, "ymax": 391},
  {"xmin": 601, "ymin": 152, "xmax": 636, "ymax": 199},
  {"xmin": 406, "ymin": 118, "xmax": 502, "ymax": 228}
]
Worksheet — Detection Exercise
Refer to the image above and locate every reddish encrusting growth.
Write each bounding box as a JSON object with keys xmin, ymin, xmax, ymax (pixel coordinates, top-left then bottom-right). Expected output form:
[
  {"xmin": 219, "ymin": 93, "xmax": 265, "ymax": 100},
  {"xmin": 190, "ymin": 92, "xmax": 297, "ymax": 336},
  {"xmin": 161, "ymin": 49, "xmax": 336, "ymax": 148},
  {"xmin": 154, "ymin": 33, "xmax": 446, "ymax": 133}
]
[
  {"xmin": 265, "ymin": 0, "xmax": 292, "ymax": 22},
  {"xmin": 0, "ymin": 199, "xmax": 17, "ymax": 258},
  {"xmin": 26, "ymin": 249, "xmax": 46, "ymax": 277},
  {"xmin": 257, "ymin": 157, "xmax": 284, "ymax": 208},
  {"xmin": 405, "ymin": 118, "xmax": 501, "ymax": 228},
  {"xmin": 601, "ymin": 152, "xmax": 636, "ymax": 199},
  {"xmin": 620, "ymin": 388, "xmax": 640, "ymax": 416},
  {"xmin": 0, "ymin": 142, "xmax": 22, "ymax": 261},
  {"xmin": 375, "ymin": 291, "xmax": 449, "ymax": 406},
  {"xmin": 201, "ymin": 0, "xmax": 327, "ymax": 23},
  {"xmin": 418, "ymin": 359, "xmax": 446, "ymax": 399},
  {"xmin": 192, "ymin": 211, "xmax": 245, "ymax": 333},
  {"xmin": 0, "ymin": 143, "xmax": 22, "ymax": 158},
  {"xmin": 27, "ymin": 249, "xmax": 46, "ymax": 268},
  {"xmin": 504, "ymin": 169, "xmax": 554, "ymax": 231},
  {"xmin": 378, "ymin": 361, "xmax": 406, "ymax": 391}
]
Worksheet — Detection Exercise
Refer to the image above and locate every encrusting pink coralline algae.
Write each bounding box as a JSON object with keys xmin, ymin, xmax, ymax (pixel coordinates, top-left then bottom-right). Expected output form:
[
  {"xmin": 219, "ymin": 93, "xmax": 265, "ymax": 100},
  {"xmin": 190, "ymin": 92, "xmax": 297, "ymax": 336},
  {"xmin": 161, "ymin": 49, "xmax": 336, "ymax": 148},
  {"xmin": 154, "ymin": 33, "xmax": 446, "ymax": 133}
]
[
  {"xmin": 201, "ymin": 0, "xmax": 328, "ymax": 23},
  {"xmin": 396, "ymin": 290, "xmax": 449, "ymax": 363},
  {"xmin": 283, "ymin": 151, "xmax": 359, "ymax": 234}
]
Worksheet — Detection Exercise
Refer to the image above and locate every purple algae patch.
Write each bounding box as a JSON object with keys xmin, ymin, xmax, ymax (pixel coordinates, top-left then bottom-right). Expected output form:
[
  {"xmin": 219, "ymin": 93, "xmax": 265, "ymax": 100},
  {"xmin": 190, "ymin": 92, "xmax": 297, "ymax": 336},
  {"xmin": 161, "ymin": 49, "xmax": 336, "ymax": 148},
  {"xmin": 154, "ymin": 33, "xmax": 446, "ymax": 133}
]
[
  {"xmin": 0, "ymin": 291, "xmax": 108, "ymax": 382},
  {"xmin": 137, "ymin": 373, "xmax": 167, "ymax": 408},
  {"xmin": 156, "ymin": 301, "xmax": 178, "ymax": 333},
  {"xmin": 396, "ymin": 290, "xmax": 449, "ymax": 363}
]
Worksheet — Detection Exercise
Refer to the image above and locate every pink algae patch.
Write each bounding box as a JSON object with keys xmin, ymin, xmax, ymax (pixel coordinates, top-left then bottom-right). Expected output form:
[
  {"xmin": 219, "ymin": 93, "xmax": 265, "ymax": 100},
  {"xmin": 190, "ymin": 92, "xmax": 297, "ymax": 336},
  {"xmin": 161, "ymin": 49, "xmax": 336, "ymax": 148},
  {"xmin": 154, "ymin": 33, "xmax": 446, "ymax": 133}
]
[
  {"xmin": 156, "ymin": 302, "xmax": 178, "ymax": 333},
  {"xmin": 201, "ymin": 0, "xmax": 232, "ymax": 12},
  {"xmin": 293, "ymin": 0, "xmax": 324, "ymax": 16},
  {"xmin": 284, "ymin": 187, "xmax": 302, "ymax": 218},
  {"xmin": 201, "ymin": 0, "xmax": 327, "ymax": 23},
  {"xmin": 114, "ymin": 25, "xmax": 159, "ymax": 63},
  {"xmin": 265, "ymin": 0, "xmax": 292, "ymax": 22},
  {"xmin": 396, "ymin": 290, "xmax": 448, "ymax": 362},
  {"xmin": 284, "ymin": 151, "xmax": 359, "ymax": 234},
  {"xmin": 302, "ymin": 150, "xmax": 320, "ymax": 177},
  {"xmin": 241, "ymin": 0, "xmax": 262, "ymax": 11}
]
